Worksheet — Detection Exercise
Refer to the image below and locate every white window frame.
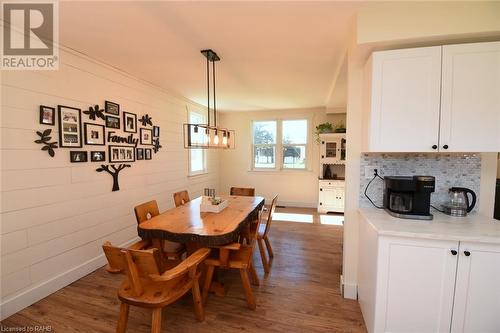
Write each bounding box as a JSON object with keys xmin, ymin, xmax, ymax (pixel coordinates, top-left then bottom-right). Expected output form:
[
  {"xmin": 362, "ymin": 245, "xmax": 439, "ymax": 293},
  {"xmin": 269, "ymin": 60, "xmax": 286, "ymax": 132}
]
[
  {"xmin": 251, "ymin": 117, "xmax": 310, "ymax": 171},
  {"xmin": 188, "ymin": 111, "xmax": 207, "ymax": 176}
]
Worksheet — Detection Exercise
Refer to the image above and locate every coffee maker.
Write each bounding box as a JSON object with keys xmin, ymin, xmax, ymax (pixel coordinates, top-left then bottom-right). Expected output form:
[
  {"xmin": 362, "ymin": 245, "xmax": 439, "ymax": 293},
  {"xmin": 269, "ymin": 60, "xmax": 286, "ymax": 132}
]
[{"xmin": 384, "ymin": 176, "xmax": 435, "ymax": 220}]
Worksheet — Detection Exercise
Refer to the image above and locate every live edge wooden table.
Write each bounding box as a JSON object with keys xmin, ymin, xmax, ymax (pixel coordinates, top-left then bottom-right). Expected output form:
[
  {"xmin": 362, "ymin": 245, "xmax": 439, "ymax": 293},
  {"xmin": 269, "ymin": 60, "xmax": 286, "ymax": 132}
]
[{"xmin": 137, "ymin": 195, "xmax": 265, "ymax": 295}]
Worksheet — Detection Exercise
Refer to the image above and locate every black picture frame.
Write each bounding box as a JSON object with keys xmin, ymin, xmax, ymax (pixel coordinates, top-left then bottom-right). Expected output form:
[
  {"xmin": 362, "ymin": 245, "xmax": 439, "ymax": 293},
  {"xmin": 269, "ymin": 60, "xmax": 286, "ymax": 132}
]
[
  {"xmin": 153, "ymin": 126, "xmax": 160, "ymax": 137},
  {"xmin": 145, "ymin": 148, "xmax": 152, "ymax": 160},
  {"xmin": 108, "ymin": 145, "xmax": 136, "ymax": 163},
  {"xmin": 105, "ymin": 100, "xmax": 120, "ymax": 115},
  {"xmin": 105, "ymin": 115, "xmax": 120, "ymax": 129},
  {"xmin": 39, "ymin": 105, "xmax": 55, "ymax": 125},
  {"xmin": 123, "ymin": 112, "xmax": 137, "ymax": 133},
  {"xmin": 90, "ymin": 151, "xmax": 106, "ymax": 162},
  {"xmin": 58, "ymin": 105, "xmax": 83, "ymax": 148},
  {"xmin": 140, "ymin": 128, "xmax": 153, "ymax": 145},
  {"xmin": 136, "ymin": 148, "xmax": 144, "ymax": 160},
  {"xmin": 70, "ymin": 151, "xmax": 87, "ymax": 163},
  {"xmin": 84, "ymin": 123, "xmax": 105, "ymax": 145}
]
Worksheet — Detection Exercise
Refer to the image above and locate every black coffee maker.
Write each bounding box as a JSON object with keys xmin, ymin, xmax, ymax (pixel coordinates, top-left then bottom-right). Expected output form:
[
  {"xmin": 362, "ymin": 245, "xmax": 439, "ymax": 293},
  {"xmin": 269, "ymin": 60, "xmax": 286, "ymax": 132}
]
[{"xmin": 384, "ymin": 176, "xmax": 435, "ymax": 220}]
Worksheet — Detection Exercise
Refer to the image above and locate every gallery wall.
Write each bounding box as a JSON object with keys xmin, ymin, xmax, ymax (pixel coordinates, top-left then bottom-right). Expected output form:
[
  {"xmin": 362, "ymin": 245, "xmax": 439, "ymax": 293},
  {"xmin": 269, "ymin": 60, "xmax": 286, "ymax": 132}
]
[{"xmin": 0, "ymin": 47, "xmax": 219, "ymax": 319}]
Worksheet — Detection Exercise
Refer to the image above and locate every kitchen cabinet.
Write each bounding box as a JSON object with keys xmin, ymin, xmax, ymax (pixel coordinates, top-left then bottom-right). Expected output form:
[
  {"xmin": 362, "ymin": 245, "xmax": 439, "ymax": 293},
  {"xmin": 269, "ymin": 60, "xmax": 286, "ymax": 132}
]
[
  {"xmin": 364, "ymin": 41, "xmax": 500, "ymax": 153},
  {"xmin": 358, "ymin": 208, "xmax": 500, "ymax": 333},
  {"xmin": 319, "ymin": 133, "xmax": 346, "ymax": 164},
  {"xmin": 451, "ymin": 242, "xmax": 500, "ymax": 333},
  {"xmin": 318, "ymin": 180, "xmax": 344, "ymax": 213}
]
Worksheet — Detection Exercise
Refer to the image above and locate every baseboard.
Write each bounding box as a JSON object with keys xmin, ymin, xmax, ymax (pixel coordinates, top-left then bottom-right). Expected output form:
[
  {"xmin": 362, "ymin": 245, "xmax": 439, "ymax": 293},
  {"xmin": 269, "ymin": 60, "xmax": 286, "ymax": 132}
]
[
  {"xmin": 342, "ymin": 278, "xmax": 358, "ymax": 300},
  {"xmin": 277, "ymin": 201, "xmax": 317, "ymax": 209},
  {"xmin": 0, "ymin": 237, "xmax": 140, "ymax": 320}
]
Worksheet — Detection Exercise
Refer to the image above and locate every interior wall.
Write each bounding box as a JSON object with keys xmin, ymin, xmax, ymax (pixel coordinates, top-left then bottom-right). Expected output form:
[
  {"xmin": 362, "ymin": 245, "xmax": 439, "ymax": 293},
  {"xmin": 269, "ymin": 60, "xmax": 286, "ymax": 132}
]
[
  {"xmin": 218, "ymin": 108, "xmax": 345, "ymax": 206},
  {"xmin": 0, "ymin": 48, "xmax": 219, "ymax": 319}
]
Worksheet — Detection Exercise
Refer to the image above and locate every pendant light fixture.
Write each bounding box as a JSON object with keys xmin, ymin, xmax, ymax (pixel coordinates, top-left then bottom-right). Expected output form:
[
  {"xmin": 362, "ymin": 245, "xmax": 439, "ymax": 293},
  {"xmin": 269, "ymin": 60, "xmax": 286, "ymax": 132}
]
[{"xmin": 183, "ymin": 49, "xmax": 235, "ymax": 149}]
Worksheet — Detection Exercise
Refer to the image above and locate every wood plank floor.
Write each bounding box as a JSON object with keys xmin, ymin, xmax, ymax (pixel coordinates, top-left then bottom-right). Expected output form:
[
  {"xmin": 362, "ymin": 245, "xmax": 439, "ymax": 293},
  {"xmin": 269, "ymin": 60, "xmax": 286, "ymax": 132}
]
[{"xmin": 1, "ymin": 208, "xmax": 366, "ymax": 333}]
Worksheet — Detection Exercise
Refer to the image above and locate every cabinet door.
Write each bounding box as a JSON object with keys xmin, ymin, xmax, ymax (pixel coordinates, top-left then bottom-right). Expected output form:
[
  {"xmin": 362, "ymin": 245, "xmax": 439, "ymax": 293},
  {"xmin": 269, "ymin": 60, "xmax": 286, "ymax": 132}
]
[
  {"xmin": 440, "ymin": 42, "xmax": 500, "ymax": 152},
  {"xmin": 367, "ymin": 46, "xmax": 442, "ymax": 152},
  {"xmin": 375, "ymin": 237, "xmax": 459, "ymax": 333},
  {"xmin": 451, "ymin": 242, "xmax": 500, "ymax": 333}
]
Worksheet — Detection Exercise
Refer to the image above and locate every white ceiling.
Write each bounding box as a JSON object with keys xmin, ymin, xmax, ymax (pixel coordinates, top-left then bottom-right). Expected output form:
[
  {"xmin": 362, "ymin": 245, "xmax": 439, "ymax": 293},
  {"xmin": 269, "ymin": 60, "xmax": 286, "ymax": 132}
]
[{"xmin": 60, "ymin": 1, "xmax": 364, "ymax": 111}]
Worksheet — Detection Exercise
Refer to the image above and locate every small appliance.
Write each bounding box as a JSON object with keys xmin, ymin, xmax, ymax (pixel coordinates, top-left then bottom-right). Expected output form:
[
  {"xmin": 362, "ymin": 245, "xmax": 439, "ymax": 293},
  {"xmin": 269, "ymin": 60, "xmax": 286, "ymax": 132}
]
[
  {"xmin": 384, "ymin": 176, "xmax": 435, "ymax": 220},
  {"xmin": 442, "ymin": 187, "xmax": 477, "ymax": 217}
]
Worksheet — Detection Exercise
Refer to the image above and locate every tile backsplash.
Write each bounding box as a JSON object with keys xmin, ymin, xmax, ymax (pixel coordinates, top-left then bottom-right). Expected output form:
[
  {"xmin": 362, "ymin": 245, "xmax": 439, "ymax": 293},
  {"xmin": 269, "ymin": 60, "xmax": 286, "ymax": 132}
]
[{"xmin": 359, "ymin": 153, "xmax": 481, "ymax": 210}]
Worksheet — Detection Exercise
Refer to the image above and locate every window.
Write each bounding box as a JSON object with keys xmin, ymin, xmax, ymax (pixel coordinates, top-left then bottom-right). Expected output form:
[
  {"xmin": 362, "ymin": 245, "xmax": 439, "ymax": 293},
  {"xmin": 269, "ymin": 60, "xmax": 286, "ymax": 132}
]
[
  {"xmin": 252, "ymin": 119, "xmax": 308, "ymax": 170},
  {"xmin": 189, "ymin": 111, "xmax": 207, "ymax": 175}
]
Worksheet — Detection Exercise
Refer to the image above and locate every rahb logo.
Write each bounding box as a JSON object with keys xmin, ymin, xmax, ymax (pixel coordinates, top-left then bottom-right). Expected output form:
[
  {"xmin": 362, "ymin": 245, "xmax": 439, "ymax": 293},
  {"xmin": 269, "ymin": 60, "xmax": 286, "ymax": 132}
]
[{"xmin": 1, "ymin": 1, "xmax": 59, "ymax": 70}]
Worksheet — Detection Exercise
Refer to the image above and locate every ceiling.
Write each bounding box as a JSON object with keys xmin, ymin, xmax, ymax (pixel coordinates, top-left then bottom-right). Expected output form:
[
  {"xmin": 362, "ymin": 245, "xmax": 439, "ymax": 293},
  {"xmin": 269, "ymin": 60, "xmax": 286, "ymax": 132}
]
[{"xmin": 60, "ymin": 1, "xmax": 364, "ymax": 111}]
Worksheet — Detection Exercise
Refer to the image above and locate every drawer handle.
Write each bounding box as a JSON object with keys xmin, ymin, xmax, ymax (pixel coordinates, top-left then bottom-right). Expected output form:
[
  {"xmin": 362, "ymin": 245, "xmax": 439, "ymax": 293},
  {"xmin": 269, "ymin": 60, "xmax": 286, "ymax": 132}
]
[
  {"xmin": 432, "ymin": 145, "xmax": 438, "ymax": 150},
  {"xmin": 464, "ymin": 250, "xmax": 471, "ymax": 257},
  {"xmin": 443, "ymin": 145, "xmax": 449, "ymax": 150},
  {"xmin": 450, "ymin": 249, "xmax": 457, "ymax": 256}
]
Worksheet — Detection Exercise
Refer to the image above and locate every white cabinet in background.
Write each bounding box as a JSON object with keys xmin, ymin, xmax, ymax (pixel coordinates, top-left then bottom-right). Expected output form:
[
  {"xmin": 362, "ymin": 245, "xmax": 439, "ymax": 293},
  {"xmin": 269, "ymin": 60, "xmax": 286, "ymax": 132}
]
[
  {"xmin": 451, "ymin": 242, "xmax": 500, "ymax": 333},
  {"xmin": 318, "ymin": 180, "xmax": 344, "ymax": 213},
  {"xmin": 364, "ymin": 46, "xmax": 442, "ymax": 152},
  {"xmin": 440, "ymin": 42, "xmax": 500, "ymax": 152},
  {"xmin": 364, "ymin": 41, "xmax": 500, "ymax": 153}
]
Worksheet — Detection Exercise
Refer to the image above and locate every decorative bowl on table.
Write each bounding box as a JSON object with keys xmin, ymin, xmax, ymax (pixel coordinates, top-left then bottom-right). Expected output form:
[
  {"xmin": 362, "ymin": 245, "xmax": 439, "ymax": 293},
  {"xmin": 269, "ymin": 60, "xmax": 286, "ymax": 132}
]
[{"xmin": 200, "ymin": 196, "xmax": 229, "ymax": 213}]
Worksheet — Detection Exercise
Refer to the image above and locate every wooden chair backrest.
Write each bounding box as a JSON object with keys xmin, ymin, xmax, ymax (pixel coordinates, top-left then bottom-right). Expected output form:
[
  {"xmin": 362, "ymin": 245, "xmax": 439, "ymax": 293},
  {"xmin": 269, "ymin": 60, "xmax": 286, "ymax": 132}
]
[
  {"xmin": 250, "ymin": 206, "xmax": 265, "ymax": 246},
  {"xmin": 173, "ymin": 190, "xmax": 190, "ymax": 207},
  {"xmin": 230, "ymin": 187, "xmax": 255, "ymax": 197},
  {"xmin": 263, "ymin": 195, "xmax": 278, "ymax": 237},
  {"xmin": 134, "ymin": 200, "xmax": 160, "ymax": 225}
]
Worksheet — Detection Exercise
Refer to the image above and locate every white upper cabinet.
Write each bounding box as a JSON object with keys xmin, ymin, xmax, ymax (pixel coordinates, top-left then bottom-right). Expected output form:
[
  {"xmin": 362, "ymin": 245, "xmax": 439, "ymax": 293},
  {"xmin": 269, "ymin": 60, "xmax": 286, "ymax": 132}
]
[
  {"xmin": 364, "ymin": 41, "xmax": 500, "ymax": 153},
  {"xmin": 440, "ymin": 42, "xmax": 500, "ymax": 152},
  {"xmin": 364, "ymin": 46, "xmax": 442, "ymax": 152}
]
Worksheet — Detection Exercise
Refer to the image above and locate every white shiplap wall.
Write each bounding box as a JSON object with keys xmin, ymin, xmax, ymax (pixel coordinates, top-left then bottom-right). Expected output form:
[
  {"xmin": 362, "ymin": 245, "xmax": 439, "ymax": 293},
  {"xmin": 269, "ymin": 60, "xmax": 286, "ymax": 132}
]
[{"xmin": 0, "ymin": 48, "xmax": 219, "ymax": 319}]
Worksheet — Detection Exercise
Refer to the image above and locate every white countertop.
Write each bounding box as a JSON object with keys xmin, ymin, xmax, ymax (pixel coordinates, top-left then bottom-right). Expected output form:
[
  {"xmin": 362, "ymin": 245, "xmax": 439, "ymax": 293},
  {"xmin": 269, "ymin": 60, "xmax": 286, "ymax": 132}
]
[{"xmin": 359, "ymin": 207, "xmax": 500, "ymax": 244}]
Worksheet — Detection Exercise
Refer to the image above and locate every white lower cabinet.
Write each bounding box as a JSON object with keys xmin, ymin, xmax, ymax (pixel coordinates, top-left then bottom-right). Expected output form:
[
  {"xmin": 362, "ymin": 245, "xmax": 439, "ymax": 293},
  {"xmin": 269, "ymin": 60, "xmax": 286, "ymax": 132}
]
[
  {"xmin": 359, "ymin": 222, "xmax": 500, "ymax": 332},
  {"xmin": 451, "ymin": 242, "xmax": 500, "ymax": 333}
]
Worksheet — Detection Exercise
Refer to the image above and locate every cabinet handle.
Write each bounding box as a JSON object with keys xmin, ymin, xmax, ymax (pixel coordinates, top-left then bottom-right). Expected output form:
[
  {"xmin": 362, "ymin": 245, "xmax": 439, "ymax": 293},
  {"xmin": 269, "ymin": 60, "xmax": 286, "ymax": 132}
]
[
  {"xmin": 320, "ymin": 188, "xmax": 323, "ymax": 191},
  {"xmin": 321, "ymin": 155, "xmax": 324, "ymax": 159},
  {"xmin": 321, "ymin": 141, "xmax": 325, "ymax": 144},
  {"xmin": 464, "ymin": 250, "xmax": 471, "ymax": 257},
  {"xmin": 450, "ymin": 249, "xmax": 457, "ymax": 256},
  {"xmin": 443, "ymin": 145, "xmax": 449, "ymax": 150},
  {"xmin": 319, "ymin": 202, "xmax": 322, "ymax": 205},
  {"xmin": 432, "ymin": 145, "xmax": 438, "ymax": 150}
]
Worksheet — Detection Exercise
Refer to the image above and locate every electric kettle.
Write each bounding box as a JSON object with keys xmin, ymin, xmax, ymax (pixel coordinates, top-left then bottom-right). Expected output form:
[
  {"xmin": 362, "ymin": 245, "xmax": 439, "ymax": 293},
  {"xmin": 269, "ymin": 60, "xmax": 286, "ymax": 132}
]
[{"xmin": 443, "ymin": 187, "xmax": 477, "ymax": 217}]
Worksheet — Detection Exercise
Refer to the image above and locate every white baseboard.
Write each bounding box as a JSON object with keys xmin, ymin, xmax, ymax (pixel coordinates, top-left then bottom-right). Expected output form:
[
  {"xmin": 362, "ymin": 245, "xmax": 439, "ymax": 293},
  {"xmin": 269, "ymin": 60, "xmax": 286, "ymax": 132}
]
[
  {"xmin": 0, "ymin": 237, "xmax": 140, "ymax": 320},
  {"xmin": 277, "ymin": 201, "xmax": 317, "ymax": 209},
  {"xmin": 342, "ymin": 276, "xmax": 358, "ymax": 300}
]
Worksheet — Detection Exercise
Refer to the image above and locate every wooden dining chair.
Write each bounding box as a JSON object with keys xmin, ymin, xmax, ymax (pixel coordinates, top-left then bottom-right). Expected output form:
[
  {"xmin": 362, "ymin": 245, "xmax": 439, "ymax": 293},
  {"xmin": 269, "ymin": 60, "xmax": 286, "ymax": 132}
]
[
  {"xmin": 230, "ymin": 187, "xmax": 255, "ymax": 196},
  {"xmin": 253, "ymin": 194, "xmax": 278, "ymax": 274},
  {"xmin": 134, "ymin": 200, "xmax": 185, "ymax": 260},
  {"xmin": 102, "ymin": 242, "xmax": 210, "ymax": 333},
  {"xmin": 202, "ymin": 206, "xmax": 264, "ymax": 310},
  {"xmin": 173, "ymin": 190, "xmax": 190, "ymax": 207}
]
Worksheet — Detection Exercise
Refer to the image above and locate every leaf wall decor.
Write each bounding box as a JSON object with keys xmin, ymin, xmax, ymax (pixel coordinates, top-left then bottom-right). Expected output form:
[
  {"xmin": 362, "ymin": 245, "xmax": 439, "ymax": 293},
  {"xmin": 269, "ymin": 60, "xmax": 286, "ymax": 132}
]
[
  {"xmin": 83, "ymin": 105, "xmax": 105, "ymax": 121},
  {"xmin": 34, "ymin": 128, "xmax": 58, "ymax": 157},
  {"xmin": 139, "ymin": 114, "xmax": 153, "ymax": 126},
  {"xmin": 153, "ymin": 138, "xmax": 162, "ymax": 153}
]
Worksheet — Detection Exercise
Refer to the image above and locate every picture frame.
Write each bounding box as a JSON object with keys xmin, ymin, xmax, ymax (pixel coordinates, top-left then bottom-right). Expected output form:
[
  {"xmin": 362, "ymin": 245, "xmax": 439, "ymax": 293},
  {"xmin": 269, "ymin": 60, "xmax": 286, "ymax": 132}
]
[
  {"xmin": 105, "ymin": 115, "xmax": 120, "ymax": 129},
  {"xmin": 90, "ymin": 151, "xmax": 106, "ymax": 162},
  {"xmin": 58, "ymin": 105, "xmax": 83, "ymax": 148},
  {"xmin": 39, "ymin": 105, "xmax": 55, "ymax": 125},
  {"xmin": 153, "ymin": 126, "xmax": 160, "ymax": 137},
  {"xmin": 108, "ymin": 145, "xmax": 135, "ymax": 163},
  {"xmin": 70, "ymin": 151, "xmax": 87, "ymax": 163},
  {"xmin": 140, "ymin": 128, "xmax": 153, "ymax": 145},
  {"xmin": 123, "ymin": 112, "xmax": 137, "ymax": 133},
  {"xmin": 136, "ymin": 148, "xmax": 144, "ymax": 160},
  {"xmin": 84, "ymin": 123, "xmax": 105, "ymax": 145},
  {"xmin": 105, "ymin": 100, "xmax": 120, "ymax": 115},
  {"xmin": 145, "ymin": 148, "xmax": 152, "ymax": 160}
]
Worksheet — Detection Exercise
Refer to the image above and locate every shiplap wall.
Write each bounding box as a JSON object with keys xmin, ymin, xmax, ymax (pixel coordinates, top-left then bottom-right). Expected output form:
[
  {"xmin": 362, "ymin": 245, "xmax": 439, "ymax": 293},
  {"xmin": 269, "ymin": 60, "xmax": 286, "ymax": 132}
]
[{"xmin": 0, "ymin": 48, "xmax": 219, "ymax": 319}]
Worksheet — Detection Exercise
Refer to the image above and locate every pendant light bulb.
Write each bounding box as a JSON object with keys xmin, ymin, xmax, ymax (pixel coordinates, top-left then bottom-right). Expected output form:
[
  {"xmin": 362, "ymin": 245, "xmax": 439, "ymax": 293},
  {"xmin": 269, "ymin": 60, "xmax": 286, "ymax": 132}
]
[
  {"xmin": 214, "ymin": 130, "xmax": 219, "ymax": 145},
  {"xmin": 222, "ymin": 131, "xmax": 227, "ymax": 145}
]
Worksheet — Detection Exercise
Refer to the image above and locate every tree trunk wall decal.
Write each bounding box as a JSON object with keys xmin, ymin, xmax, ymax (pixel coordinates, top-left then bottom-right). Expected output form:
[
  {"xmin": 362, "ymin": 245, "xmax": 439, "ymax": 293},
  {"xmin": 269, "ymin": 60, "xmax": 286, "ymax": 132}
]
[{"xmin": 96, "ymin": 164, "xmax": 131, "ymax": 191}]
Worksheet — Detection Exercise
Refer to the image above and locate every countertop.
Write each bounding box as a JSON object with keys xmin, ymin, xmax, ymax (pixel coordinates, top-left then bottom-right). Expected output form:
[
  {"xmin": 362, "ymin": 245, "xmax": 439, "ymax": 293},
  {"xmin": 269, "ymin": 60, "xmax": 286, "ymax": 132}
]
[{"xmin": 359, "ymin": 207, "xmax": 500, "ymax": 244}]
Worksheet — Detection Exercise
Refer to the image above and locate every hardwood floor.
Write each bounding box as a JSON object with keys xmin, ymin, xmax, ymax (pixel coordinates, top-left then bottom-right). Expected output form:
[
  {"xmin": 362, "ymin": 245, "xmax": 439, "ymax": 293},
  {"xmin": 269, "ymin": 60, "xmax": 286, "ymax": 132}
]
[{"xmin": 1, "ymin": 208, "xmax": 366, "ymax": 333}]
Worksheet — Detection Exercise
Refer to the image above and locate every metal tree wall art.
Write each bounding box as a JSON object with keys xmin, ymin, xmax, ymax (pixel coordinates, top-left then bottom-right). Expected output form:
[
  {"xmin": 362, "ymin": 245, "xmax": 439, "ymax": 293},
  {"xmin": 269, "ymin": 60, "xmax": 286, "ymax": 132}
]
[
  {"xmin": 96, "ymin": 164, "xmax": 131, "ymax": 192},
  {"xmin": 139, "ymin": 114, "xmax": 153, "ymax": 126},
  {"xmin": 83, "ymin": 105, "xmax": 105, "ymax": 121},
  {"xmin": 153, "ymin": 138, "xmax": 162, "ymax": 153},
  {"xmin": 34, "ymin": 129, "xmax": 58, "ymax": 157}
]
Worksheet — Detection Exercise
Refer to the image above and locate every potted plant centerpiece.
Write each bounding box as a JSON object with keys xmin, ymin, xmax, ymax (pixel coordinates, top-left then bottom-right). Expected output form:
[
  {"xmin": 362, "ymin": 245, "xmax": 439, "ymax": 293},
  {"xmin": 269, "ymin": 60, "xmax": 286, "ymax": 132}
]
[{"xmin": 315, "ymin": 122, "xmax": 334, "ymax": 143}]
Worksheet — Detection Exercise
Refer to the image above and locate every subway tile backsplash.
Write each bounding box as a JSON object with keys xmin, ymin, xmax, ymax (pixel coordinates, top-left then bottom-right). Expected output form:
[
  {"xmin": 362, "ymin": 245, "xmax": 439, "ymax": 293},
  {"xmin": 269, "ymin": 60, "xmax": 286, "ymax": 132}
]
[{"xmin": 359, "ymin": 153, "xmax": 481, "ymax": 210}]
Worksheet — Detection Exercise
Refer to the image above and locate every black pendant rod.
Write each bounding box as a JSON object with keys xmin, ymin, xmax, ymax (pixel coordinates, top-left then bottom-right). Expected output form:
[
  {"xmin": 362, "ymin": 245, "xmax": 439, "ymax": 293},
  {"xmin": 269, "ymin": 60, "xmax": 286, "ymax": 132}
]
[
  {"xmin": 213, "ymin": 59, "xmax": 216, "ymax": 127},
  {"xmin": 206, "ymin": 55, "xmax": 210, "ymax": 127}
]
